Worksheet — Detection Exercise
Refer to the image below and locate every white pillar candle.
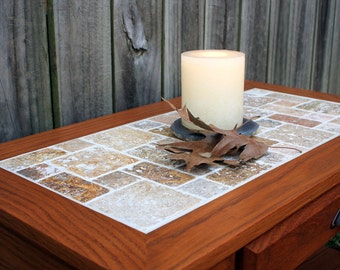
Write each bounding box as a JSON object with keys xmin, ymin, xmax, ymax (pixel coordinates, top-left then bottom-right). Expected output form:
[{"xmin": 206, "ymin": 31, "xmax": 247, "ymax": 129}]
[{"xmin": 181, "ymin": 50, "xmax": 245, "ymax": 130}]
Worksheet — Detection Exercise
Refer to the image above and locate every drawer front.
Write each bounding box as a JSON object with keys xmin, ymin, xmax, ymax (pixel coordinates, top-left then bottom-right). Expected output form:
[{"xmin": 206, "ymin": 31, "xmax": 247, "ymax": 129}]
[{"xmin": 241, "ymin": 185, "xmax": 340, "ymax": 270}]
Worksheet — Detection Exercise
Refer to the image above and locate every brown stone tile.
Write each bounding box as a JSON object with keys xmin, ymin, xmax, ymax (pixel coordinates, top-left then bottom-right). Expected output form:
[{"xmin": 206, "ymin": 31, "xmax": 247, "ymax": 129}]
[
  {"xmin": 17, "ymin": 163, "xmax": 61, "ymax": 181},
  {"xmin": 269, "ymin": 114, "xmax": 321, "ymax": 127},
  {"xmin": 125, "ymin": 162, "xmax": 194, "ymax": 186},
  {"xmin": 149, "ymin": 126, "xmax": 175, "ymax": 138},
  {"xmin": 40, "ymin": 172, "xmax": 109, "ymax": 202},
  {"xmin": 207, "ymin": 163, "xmax": 271, "ymax": 186}
]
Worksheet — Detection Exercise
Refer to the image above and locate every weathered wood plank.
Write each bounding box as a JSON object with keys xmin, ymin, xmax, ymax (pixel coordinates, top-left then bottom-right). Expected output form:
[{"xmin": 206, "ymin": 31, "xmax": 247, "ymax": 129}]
[
  {"xmin": 239, "ymin": 0, "xmax": 271, "ymax": 82},
  {"xmin": 163, "ymin": 0, "xmax": 206, "ymax": 99},
  {"xmin": 267, "ymin": 0, "xmax": 291, "ymax": 86},
  {"xmin": 323, "ymin": 0, "xmax": 340, "ymax": 95},
  {"xmin": 204, "ymin": 0, "xmax": 240, "ymax": 50},
  {"xmin": 0, "ymin": 0, "xmax": 52, "ymax": 143},
  {"xmin": 181, "ymin": 0, "xmax": 205, "ymax": 51},
  {"xmin": 52, "ymin": 0, "xmax": 112, "ymax": 126},
  {"xmin": 113, "ymin": 0, "xmax": 162, "ymax": 111},
  {"xmin": 286, "ymin": 0, "xmax": 317, "ymax": 90},
  {"xmin": 163, "ymin": 0, "xmax": 182, "ymax": 99}
]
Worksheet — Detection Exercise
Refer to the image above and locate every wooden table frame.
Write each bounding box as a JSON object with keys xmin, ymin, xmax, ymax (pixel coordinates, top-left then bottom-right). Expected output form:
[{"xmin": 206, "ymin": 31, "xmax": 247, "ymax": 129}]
[{"xmin": 1, "ymin": 81, "xmax": 339, "ymax": 269}]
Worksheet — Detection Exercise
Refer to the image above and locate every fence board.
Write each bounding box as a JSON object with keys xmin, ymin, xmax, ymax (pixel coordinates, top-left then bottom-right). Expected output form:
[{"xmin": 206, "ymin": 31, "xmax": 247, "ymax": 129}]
[
  {"xmin": 240, "ymin": 0, "xmax": 271, "ymax": 82},
  {"xmin": 163, "ymin": 0, "xmax": 182, "ymax": 99},
  {"xmin": 181, "ymin": 0, "xmax": 205, "ymax": 51},
  {"xmin": 325, "ymin": 0, "xmax": 340, "ymax": 95},
  {"xmin": 163, "ymin": 0, "xmax": 206, "ymax": 99},
  {"xmin": 113, "ymin": 0, "xmax": 162, "ymax": 111},
  {"xmin": 205, "ymin": 0, "xmax": 240, "ymax": 50},
  {"xmin": 52, "ymin": 0, "xmax": 112, "ymax": 126},
  {"xmin": 286, "ymin": 0, "xmax": 317, "ymax": 90},
  {"xmin": 267, "ymin": 0, "xmax": 290, "ymax": 86},
  {"xmin": 0, "ymin": 0, "xmax": 52, "ymax": 143}
]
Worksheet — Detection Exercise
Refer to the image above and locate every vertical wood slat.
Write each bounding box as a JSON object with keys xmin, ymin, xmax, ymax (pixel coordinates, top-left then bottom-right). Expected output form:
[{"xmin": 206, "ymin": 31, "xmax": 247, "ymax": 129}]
[
  {"xmin": 0, "ymin": 0, "xmax": 52, "ymax": 143},
  {"xmin": 163, "ymin": 0, "xmax": 182, "ymax": 99},
  {"xmin": 204, "ymin": 0, "xmax": 240, "ymax": 50},
  {"xmin": 239, "ymin": 0, "xmax": 271, "ymax": 82},
  {"xmin": 267, "ymin": 0, "xmax": 291, "ymax": 87},
  {"xmin": 181, "ymin": 0, "xmax": 205, "ymax": 51},
  {"xmin": 163, "ymin": 0, "xmax": 206, "ymax": 99},
  {"xmin": 113, "ymin": 0, "xmax": 162, "ymax": 112},
  {"xmin": 268, "ymin": 0, "xmax": 326, "ymax": 92},
  {"xmin": 52, "ymin": 0, "xmax": 112, "ymax": 126},
  {"xmin": 286, "ymin": 0, "xmax": 317, "ymax": 90},
  {"xmin": 324, "ymin": 0, "xmax": 340, "ymax": 95}
]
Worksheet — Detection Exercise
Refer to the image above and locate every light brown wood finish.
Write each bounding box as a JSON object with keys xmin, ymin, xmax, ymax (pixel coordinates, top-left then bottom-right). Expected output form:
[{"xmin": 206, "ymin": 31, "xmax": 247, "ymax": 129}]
[
  {"xmin": 241, "ymin": 186, "xmax": 340, "ymax": 269},
  {"xmin": 1, "ymin": 82, "xmax": 339, "ymax": 269}
]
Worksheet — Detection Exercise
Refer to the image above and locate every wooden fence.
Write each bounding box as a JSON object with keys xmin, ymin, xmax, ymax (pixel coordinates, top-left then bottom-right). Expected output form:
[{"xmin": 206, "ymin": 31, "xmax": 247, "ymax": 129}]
[{"xmin": 1, "ymin": 0, "xmax": 339, "ymax": 143}]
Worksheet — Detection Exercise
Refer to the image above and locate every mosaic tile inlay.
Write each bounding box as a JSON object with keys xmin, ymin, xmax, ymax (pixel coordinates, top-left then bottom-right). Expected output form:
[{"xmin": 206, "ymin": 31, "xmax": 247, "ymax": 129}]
[{"xmin": 1, "ymin": 88, "xmax": 339, "ymax": 233}]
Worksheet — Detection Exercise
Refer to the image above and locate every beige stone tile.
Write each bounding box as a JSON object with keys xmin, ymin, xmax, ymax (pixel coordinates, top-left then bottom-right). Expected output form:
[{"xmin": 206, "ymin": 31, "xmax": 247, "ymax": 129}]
[
  {"xmin": 127, "ymin": 145, "xmax": 175, "ymax": 166},
  {"xmin": 87, "ymin": 180, "xmax": 201, "ymax": 232},
  {"xmin": 330, "ymin": 117, "xmax": 340, "ymax": 125},
  {"xmin": 52, "ymin": 147, "xmax": 138, "ymax": 178},
  {"xmin": 94, "ymin": 171, "xmax": 139, "ymax": 189},
  {"xmin": 244, "ymin": 96, "xmax": 277, "ymax": 107},
  {"xmin": 178, "ymin": 178, "xmax": 229, "ymax": 199},
  {"xmin": 0, "ymin": 148, "xmax": 67, "ymax": 171},
  {"xmin": 150, "ymin": 112, "xmax": 179, "ymax": 125},
  {"xmin": 55, "ymin": 139, "xmax": 94, "ymax": 152},
  {"xmin": 129, "ymin": 120, "xmax": 163, "ymax": 130},
  {"xmin": 85, "ymin": 126, "xmax": 162, "ymax": 151},
  {"xmin": 261, "ymin": 104, "xmax": 308, "ymax": 117},
  {"xmin": 261, "ymin": 124, "xmax": 334, "ymax": 148},
  {"xmin": 267, "ymin": 92, "xmax": 311, "ymax": 103},
  {"xmin": 273, "ymin": 100, "xmax": 300, "ymax": 107},
  {"xmin": 305, "ymin": 113, "xmax": 335, "ymax": 122},
  {"xmin": 297, "ymin": 100, "xmax": 340, "ymax": 115}
]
